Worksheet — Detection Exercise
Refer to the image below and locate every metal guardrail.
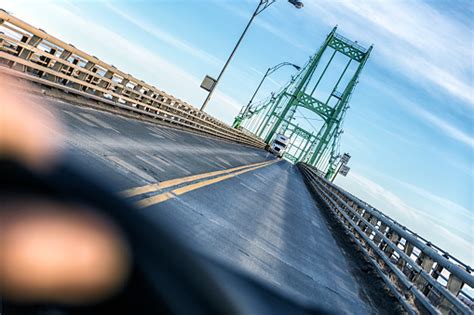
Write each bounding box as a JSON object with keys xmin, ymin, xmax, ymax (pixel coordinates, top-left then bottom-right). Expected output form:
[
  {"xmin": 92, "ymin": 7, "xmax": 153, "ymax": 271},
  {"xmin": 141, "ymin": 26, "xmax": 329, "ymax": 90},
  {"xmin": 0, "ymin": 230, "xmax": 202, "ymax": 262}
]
[
  {"xmin": 298, "ymin": 163, "xmax": 474, "ymax": 315},
  {"xmin": 0, "ymin": 10, "xmax": 265, "ymax": 149}
]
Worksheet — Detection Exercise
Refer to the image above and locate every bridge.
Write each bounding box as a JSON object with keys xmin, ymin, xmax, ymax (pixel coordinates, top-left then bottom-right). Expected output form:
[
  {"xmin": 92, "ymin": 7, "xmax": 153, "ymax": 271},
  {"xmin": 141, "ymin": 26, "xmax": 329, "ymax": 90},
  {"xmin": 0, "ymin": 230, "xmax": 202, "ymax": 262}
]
[{"xmin": 1, "ymin": 9, "xmax": 473, "ymax": 315}]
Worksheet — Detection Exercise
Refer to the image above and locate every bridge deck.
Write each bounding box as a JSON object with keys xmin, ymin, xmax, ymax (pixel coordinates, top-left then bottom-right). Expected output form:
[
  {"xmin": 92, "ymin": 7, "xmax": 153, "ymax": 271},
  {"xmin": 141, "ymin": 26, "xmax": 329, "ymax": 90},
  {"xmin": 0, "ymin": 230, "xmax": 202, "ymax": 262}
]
[{"xmin": 43, "ymin": 96, "xmax": 395, "ymax": 314}]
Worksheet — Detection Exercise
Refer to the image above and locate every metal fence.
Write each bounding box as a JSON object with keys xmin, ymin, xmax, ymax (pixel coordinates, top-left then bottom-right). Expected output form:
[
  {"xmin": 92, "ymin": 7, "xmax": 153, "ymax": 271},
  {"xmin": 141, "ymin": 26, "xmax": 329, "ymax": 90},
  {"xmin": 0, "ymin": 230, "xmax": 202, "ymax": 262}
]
[
  {"xmin": 298, "ymin": 163, "xmax": 473, "ymax": 315},
  {"xmin": 0, "ymin": 9, "xmax": 265, "ymax": 149}
]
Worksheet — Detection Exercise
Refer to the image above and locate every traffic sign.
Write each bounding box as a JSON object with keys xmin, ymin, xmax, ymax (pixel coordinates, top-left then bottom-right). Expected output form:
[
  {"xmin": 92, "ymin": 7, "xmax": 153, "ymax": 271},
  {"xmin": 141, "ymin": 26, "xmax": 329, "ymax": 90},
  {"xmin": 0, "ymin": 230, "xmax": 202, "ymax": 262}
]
[
  {"xmin": 339, "ymin": 165, "xmax": 350, "ymax": 176},
  {"xmin": 200, "ymin": 75, "xmax": 217, "ymax": 92}
]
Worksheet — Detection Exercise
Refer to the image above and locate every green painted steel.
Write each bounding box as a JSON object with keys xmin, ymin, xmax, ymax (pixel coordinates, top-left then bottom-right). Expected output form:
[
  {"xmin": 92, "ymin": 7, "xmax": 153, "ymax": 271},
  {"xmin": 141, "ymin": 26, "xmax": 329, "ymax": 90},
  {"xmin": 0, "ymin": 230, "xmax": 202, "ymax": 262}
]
[{"xmin": 235, "ymin": 27, "xmax": 371, "ymax": 178}]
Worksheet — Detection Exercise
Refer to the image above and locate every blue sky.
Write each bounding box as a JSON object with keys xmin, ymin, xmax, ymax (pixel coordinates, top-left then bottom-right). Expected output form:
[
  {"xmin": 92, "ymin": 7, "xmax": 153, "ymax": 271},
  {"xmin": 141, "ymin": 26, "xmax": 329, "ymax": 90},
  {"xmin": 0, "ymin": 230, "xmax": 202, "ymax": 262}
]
[{"xmin": 3, "ymin": 0, "xmax": 473, "ymax": 265}]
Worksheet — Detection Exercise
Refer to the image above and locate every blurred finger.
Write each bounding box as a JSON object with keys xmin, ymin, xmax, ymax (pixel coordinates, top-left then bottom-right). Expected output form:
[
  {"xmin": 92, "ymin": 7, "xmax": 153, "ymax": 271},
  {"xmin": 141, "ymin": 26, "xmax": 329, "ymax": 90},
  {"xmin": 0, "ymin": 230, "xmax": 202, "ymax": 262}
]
[{"xmin": 0, "ymin": 199, "xmax": 131, "ymax": 304}]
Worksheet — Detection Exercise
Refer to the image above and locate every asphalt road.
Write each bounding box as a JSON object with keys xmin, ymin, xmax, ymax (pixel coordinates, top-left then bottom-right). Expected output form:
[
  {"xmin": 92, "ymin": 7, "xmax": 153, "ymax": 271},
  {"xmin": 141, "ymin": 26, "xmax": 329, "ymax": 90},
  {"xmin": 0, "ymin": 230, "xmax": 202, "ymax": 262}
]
[{"xmin": 40, "ymin": 97, "xmax": 392, "ymax": 314}]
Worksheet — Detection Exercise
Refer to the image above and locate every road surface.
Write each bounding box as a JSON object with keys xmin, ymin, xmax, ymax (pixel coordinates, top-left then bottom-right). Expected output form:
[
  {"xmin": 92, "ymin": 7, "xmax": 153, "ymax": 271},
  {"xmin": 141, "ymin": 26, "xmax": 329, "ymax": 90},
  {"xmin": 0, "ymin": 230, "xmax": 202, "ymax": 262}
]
[{"xmin": 39, "ymin": 95, "xmax": 396, "ymax": 314}]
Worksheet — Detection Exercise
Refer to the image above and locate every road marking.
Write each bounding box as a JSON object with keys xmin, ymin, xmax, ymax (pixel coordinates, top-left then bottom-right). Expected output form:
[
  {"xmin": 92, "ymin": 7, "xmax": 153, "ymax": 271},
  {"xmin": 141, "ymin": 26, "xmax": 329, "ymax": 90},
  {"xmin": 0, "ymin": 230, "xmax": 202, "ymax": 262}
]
[
  {"xmin": 81, "ymin": 113, "xmax": 120, "ymax": 133},
  {"xmin": 147, "ymin": 126, "xmax": 158, "ymax": 134},
  {"xmin": 151, "ymin": 154, "xmax": 171, "ymax": 166},
  {"xmin": 122, "ymin": 159, "xmax": 272, "ymax": 197},
  {"xmin": 149, "ymin": 132, "xmax": 164, "ymax": 139},
  {"xmin": 173, "ymin": 163, "xmax": 192, "ymax": 175},
  {"xmin": 107, "ymin": 155, "xmax": 156, "ymax": 182},
  {"xmin": 63, "ymin": 110, "xmax": 97, "ymax": 127},
  {"xmin": 254, "ymin": 173, "xmax": 268, "ymax": 182},
  {"xmin": 137, "ymin": 192, "xmax": 175, "ymax": 207},
  {"xmin": 135, "ymin": 155, "xmax": 166, "ymax": 172},
  {"xmin": 137, "ymin": 160, "xmax": 277, "ymax": 208},
  {"xmin": 147, "ymin": 126, "xmax": 164, "ymax": 135},
  {"xmin": 239, "ymin": 182, "xmax": 258, "ymax": 193},
  {"xmin": 216, "ymin": 156, "xmax": 232, "ymax": 166},
  {"xmin": 160, "ymin": 129, "xmax": 177, "ymax": 139},
  {"xmin": 149, "ymin": 126, "xmax": 176, "ymax": 139},
  {"xmin": 214, "ymin": 161, "xmax": 227, "ymax": 169}
]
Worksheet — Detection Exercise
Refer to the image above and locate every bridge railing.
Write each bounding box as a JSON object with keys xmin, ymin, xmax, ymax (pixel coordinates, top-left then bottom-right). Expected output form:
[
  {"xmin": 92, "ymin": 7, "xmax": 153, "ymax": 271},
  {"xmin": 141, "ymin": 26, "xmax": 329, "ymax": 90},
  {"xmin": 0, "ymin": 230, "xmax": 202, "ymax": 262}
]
[
  {"xmin": 298, "ymin": 163, "xmax": 473, "ymax": 315},
  {"xmin": 0, "ymin": 9, "xmax": 265, "ymax": 149}
]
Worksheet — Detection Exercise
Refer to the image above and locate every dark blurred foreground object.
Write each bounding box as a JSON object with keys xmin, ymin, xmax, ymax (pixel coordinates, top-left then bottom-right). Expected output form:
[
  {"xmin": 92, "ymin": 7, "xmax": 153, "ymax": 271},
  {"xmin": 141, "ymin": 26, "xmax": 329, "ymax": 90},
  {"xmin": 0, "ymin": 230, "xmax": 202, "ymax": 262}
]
[
  {"xmin": 0, "ymin": 74, "xmax": 329, "ymax": 314},
  {"xmin": 0, "ymin": 159, "xmax": 330, "ymax": 315}
]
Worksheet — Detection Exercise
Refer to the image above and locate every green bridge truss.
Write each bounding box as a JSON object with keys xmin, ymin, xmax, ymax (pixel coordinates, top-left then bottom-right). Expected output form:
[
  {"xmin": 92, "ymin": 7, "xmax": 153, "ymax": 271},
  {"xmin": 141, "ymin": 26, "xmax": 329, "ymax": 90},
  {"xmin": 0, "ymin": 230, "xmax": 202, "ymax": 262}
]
[{"xmin": 233, "ymin": 27, "xmax": 372, "ymax": 180}]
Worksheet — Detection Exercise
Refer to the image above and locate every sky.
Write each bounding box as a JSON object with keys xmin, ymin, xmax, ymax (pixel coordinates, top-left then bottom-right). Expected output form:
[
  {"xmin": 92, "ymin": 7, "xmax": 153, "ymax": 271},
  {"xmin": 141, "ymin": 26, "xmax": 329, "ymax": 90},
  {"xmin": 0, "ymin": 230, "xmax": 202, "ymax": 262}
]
[{"xmin": 2, "ymin": 0, "xmax": 473, "ymax": 265}]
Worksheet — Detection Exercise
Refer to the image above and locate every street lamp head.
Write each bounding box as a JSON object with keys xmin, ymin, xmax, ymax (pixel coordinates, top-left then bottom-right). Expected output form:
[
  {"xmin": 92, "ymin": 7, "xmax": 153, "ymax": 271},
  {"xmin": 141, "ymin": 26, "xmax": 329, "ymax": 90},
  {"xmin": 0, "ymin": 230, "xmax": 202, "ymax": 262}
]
[
  {"xmin": 292, "ymin": 64, "xmax": 301, "ymax": 71},
  {"xmin": 288, "ymin": 0, "xmax": 304, "ymax": 9}
]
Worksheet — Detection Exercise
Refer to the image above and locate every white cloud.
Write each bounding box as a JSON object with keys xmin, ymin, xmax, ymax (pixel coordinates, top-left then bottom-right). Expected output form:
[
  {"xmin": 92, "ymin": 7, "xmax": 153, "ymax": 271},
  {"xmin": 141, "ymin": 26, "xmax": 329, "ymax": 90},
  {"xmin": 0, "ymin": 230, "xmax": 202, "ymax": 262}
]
[
  {"xmin": 98, "ymin": 1, "xmax": 272, "ymax": 122},
  {"xmin": 412, "ymin": 105, "xmax": 474, "ymax": 148},
  {"xmin": 337, "ymin": 171, "xmax": 474, "ymax": 266},
  {"xmin": 215, "ymin": 1, "xmax": 312, "ymax": 54},
  {"xmin": 364, "ymin": 76, "xmax": 474, "ymax": 149},
  {"xmin": 306, "ymin": 0, "xmax": 474, "ymax": 107},
  {"xmin": 102, "ymin": 1, "xmax": 223, "ymax": 68},
  {"xmin": 365, "ymin": 169, "xmax": 473, "ymax": 237},
  {"xmin": 342, "ymin": 172, "xmax": 421, "ymax": 222}
]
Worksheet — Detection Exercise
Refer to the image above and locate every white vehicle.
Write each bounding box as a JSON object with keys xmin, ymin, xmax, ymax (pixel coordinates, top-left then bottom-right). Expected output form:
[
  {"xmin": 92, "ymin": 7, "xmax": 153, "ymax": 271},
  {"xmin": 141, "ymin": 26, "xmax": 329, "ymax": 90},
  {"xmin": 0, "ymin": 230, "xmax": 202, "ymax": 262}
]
[{"xmin": 268, "ymin": 134, "xmax": 289, "ymax": 158}]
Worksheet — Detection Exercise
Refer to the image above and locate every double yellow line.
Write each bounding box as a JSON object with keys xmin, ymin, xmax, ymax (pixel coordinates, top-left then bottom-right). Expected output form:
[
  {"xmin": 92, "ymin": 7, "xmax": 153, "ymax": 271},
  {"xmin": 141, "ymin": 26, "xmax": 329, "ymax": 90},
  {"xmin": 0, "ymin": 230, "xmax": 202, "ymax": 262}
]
[{"xmin": 121, "ymin": 159, "xmax": 277, "ymax": 208}]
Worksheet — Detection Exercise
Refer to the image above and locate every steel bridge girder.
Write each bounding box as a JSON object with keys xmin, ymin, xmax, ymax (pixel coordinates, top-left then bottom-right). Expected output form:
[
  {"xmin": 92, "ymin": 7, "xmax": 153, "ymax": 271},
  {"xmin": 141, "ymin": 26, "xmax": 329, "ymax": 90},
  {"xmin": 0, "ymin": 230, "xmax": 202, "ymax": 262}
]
[
  {"xmin": 296, "ymin": 92, "xmax": 334, "ymax": 121},
  {"xmin": 328, "ymin": 37, "xmax": 366, "ymax": 62}
]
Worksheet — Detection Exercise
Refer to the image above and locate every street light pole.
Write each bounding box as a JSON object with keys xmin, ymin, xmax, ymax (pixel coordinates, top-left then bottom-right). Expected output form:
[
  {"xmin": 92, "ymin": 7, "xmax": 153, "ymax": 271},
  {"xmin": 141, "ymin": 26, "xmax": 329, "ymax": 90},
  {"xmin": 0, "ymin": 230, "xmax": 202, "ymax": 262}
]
[
  {"xmin": 245, "ymin": 62, "xmax": 299, "ymax": 115},
  {"xmin": 200, "ymin": 0, "xmax": 303, "ymax": 112},
  {"xmin": 232, "ymin": 62, "xmax": 300, "ymax": 128},
  {"xmin": 200, "ymin": 0, "xmax": 273, "ymax": 112}
]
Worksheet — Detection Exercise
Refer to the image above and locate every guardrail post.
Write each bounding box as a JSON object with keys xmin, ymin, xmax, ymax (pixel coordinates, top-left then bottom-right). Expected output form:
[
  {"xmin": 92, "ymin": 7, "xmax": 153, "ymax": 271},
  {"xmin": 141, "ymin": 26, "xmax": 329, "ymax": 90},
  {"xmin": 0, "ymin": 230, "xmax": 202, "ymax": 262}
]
[
  {"xmin": 358, "ymin": 210, "xmax": 371, "ymax": 232},
  {"xmin": 133, "ymin": 83, "xmax": 143, "ymax": 108},
  {"xmin": 112, "ymin": 77, "xmax": 129, "ymax": 102},
  {"xmin": 431, "ymin": 261, "xmax": 445, "ymax": 281},
  {"xmin": 37, "ymin": 48, "xmax": 56, "ymax": 77},
  {"xmin": 150, "ymin": 94, "xmax": 161, "ymax": 113},
  {"xmin": 164, "ymin": 98, "xmax": 173, "ymax": 112},
  {"xmin": 71, "ymin": 60, "xmax": 95, "ymax": 90},
  {"xmin": 412, "ymin": 252, "xmax": 434, "ymax": 292},
  {"xmin": 61, "ymin": 58, "xmax": 79, "ymax": 85},
  {"xmin": 349, "ymin": 203, "xmax": 359, "ymax": 224},
  {"xmin": 0, "ymin": 33, "xmax": 4, "ymax": 53},
  {"xmin": 339, "ymin": 204, "xmax": 349, "ymax": 224},
  {"xmin": 346, "ymin": 200, "xmax": 355, "ymax": 218},
  {"xmin": 398, "ymin": 241, "xmax": 414, "ymax": 271},
  {"xmin": 367, "ymin": 216, "xmax": 378, "ymax": 238},
  {"xmin": 373, "ymin": 222, "xmax": 387, "ymax": 246},
  {"xmin": 45, "ymin": 49, "xmax": 72, "ymax": 82},
  {"xmin": 383, "ymin": 230, "xmax": 400, "ymax": 258},
  {"xmin": 94, "ymin": 69, "xmax": 114, "ymax": 96},
  {"xmin": 349, "ymin": 203, "xmax": 360, "ymax": 220},
  {"xmin": 13, "ymin": 34, "xmax": 42, "ymax": 72},
  {"xmin": 439, "ymin": 274, "xmax": 464, "ymax": 314},
  {"xmin": 142, "ymin": 89, "xmax": 152, "ymax": 106}
]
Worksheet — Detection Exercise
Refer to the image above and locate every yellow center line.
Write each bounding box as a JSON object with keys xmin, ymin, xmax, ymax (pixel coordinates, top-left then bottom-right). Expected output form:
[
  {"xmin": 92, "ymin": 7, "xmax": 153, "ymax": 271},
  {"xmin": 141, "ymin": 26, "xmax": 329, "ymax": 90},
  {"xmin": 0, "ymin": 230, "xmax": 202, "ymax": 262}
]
[
  {"xmin": 121, "ymin": 159, "xmax": 272, "ymax": 198},
  {"xmin": 137, "ymin": 160, "xmax": 278, "ymax": 208}
]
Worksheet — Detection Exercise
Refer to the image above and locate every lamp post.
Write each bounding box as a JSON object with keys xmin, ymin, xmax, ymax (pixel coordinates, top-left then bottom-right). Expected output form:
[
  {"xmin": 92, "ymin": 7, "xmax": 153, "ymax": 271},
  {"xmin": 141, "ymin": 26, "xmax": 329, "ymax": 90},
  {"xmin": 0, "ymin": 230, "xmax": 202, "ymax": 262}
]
[
  {"xmin": 233, "ymin": 62, "xmax": 300, "ymax": 128},
  {"xmin": 200, "ymin": 0, "xmax": 304, "ymax": 112}
]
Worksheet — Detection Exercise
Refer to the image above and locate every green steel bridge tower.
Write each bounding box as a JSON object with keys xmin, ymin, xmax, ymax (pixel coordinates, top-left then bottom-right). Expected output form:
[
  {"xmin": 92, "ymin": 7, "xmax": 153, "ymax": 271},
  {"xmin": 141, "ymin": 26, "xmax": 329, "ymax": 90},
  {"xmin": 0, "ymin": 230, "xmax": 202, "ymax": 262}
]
[{"xmin": 234, "ymin": 27, "xmax": 372, "ymax": 180}]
